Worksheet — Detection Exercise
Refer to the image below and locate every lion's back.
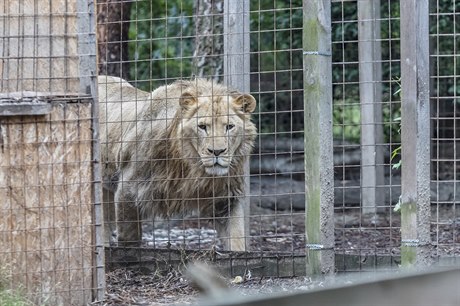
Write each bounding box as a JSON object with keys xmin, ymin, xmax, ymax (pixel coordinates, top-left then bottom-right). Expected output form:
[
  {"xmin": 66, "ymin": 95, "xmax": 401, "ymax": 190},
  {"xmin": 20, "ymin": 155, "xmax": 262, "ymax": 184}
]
[
  {"xmin": 97, "ymin": 77, "xmax": 187, "ymax": 178},
  {"xmin": 98, "ymin": 76, "xmax": 154, "ymax": 177},
  {"xmin": 98, "ymin": 76, "xmax": 256, "ymax": 222}
]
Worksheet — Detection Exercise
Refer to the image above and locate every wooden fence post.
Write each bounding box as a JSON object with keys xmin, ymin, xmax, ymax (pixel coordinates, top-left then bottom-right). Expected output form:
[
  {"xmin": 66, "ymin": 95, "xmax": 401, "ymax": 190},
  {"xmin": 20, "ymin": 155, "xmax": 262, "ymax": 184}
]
[
  {"xmin": 358, "ymin": 0, "xmax": 384, "ymax": 215},
  {"xmin": 223, "ymin": 0, "xmax": 251, "ymax": 251},
  {"xmin": 303, "ymin": 0, "xmax": 335, "ymax": 275},
  {"xmin": 78, "ymin": 0, "xmax": 106, "ymax": 301},
  {"xmin": 400, "ymin": 0, "xmax": 432, "ymax": 267}
]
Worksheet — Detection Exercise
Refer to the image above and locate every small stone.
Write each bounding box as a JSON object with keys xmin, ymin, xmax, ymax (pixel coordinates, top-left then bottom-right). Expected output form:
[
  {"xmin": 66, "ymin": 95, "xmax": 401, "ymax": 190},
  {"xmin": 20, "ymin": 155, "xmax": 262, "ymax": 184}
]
[{"xmin": 231, "ymin": 276, "xmax": 244, "ymax": 284}]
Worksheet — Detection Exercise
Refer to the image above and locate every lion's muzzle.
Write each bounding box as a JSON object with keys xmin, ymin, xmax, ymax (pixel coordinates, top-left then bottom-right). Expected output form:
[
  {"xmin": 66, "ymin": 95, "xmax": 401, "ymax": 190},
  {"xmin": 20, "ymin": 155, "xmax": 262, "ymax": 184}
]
[{"xmin": 202, "ymin": 154, "xmax": 231, "ymax": 176}]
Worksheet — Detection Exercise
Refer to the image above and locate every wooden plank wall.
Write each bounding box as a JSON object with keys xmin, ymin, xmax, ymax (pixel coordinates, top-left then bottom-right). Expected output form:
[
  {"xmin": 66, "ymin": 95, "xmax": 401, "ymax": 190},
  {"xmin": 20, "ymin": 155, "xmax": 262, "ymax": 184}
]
[
  {"xmin": 0, "ymin": 102, "xmax": 94, "ymax": 304},
  {"xmin": 0, "ymin": 0, "xmax": 100, "ymax": 303},
  {"xmin": 0, "ymin": 0, "xmax": 80, "ymax": 93}
]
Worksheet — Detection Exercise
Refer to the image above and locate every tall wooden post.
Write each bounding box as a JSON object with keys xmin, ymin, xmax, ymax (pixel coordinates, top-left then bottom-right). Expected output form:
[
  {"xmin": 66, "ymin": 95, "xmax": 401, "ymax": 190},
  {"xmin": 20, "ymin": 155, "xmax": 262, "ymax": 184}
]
[
  {"xmin": 400, "ymin": 0, "xmax": 432, "ymax": 267},
  {"xmin": 79, "ymin": 0, "xmax": 106, "ymax": 301},
  {"xmin": 358, "ymin": 0, "xmax": 384, "ymax": 215},
  {"xmin": 303, "ymin": 0, "xmax": 335, "ymax": 275},
  {"xmin": 223, "ymin": 0, "xmax": 251, "ymax": 251}
]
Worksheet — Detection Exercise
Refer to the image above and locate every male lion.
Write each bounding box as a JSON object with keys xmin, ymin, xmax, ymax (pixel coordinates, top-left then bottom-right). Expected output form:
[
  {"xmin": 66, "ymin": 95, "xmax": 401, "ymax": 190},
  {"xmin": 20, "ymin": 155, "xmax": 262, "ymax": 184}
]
[{"xmin": 98, "ymin": 75, "xmax": 257, "ymax": 251}]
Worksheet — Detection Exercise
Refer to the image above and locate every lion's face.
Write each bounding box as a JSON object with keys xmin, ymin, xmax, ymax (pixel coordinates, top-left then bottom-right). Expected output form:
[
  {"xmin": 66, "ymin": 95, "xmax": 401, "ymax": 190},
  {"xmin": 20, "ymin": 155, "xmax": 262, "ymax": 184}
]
[{"xmin": 178, "ymin": 90, "xmax": 256, "ymax": 176}]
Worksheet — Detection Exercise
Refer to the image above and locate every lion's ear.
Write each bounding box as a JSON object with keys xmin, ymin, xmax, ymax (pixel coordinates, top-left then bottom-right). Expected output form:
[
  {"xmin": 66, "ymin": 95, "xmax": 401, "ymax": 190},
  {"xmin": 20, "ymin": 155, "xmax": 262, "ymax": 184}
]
[
  {"xmin": 233, "ymin": 94, "xmax": 256, "ymax": 113},
  {"xmin": 179, "ymin": 92, "xmax": 197, "ymax": 110}
]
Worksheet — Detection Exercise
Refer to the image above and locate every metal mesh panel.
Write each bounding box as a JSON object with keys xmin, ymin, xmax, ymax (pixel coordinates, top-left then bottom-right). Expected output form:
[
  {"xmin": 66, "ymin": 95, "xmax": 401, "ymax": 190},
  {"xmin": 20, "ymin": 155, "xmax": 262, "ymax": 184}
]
[
  {"xmin": 97, "ymin": 1, "xmax": 460, "ymax": 303},
  {"xmin": 332, "ymin": 0, "xmax": 460, "ymax": 269},
  {"xmin": 3, "ymin": 0, "xmax": 459, "ymax": 304},
  {"xmin": 331, "ymin": 0, "xmax": 402, "ymax": 270},
  {"xmin": 249, "ymin": 0, "xmax": 305, "ymax": 261},
  {"xmin": 100, "ymin": 1, "xmax": 307, "ymax": 278},
  {"xmin": 0, "ymin": 0, "xmax": 101, "ymax": 304},
  {"xmin": 430, "ymin": 0, "xmax": 460, "ymax": 259}
]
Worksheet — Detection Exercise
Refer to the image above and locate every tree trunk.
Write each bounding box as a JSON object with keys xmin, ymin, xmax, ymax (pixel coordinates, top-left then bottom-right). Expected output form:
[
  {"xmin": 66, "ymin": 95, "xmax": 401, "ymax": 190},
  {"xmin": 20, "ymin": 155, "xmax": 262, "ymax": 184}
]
[
  {"xmin": 97, "ymin": 0, "xmax": 132, "ymax": 80},
  {"xmin": 193, "ymin": 0, "xmax": 224, "ymax": 82}
]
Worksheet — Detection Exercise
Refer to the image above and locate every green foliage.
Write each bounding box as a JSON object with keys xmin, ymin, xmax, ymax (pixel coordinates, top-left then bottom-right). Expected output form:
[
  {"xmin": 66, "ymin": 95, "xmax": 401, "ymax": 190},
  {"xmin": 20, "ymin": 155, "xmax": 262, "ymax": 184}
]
[
  {"xmin": 333, "ymin": 101, "xmax": 361, "ymax": 142},
  {"xmin": 127, "ymin": 0, "xmax": 458, "ymax": 140},
  {"xmin": 128, "ymin": 0, "xmax": 194, "ymax": 90},
  {"xmin": 0, "ymin": 289, "xmax": 31, "ymax": 306},
  {"xmin": 250, "ymin": 1, "xmax": 304, "ymax": 136},
  {"xmin": 0, "ymin": 265, "xmax": 32, "ymax": 306}
]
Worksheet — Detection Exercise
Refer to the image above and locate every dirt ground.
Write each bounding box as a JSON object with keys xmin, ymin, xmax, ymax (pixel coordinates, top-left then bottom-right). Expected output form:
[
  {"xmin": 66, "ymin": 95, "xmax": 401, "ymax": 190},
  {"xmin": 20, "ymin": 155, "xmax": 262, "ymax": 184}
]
[
  {"xmin": 104, "ymin": 267, "xmax": 322, "ymax": 306},
  {"xmin": 104, "ymin": 201, "xmax": 459, "ymax": 305},
  {"xmin": 103, "ymin": 139, "xmax": 460, "ymax": 305}
]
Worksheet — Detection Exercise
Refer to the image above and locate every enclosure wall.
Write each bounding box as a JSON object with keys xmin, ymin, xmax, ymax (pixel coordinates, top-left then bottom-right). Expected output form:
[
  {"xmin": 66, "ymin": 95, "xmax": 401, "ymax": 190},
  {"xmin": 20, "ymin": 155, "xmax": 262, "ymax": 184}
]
[
  {"xmin": 0, "ymin": 102, "xmax": 94, "ymax": 304},
  {"xmin": 99, "ymin": 0, "xmax": 459, "ymax": 282},
  {"xmin": 0, "ymin": 0, "xmax": 101, "ymax": 304}
]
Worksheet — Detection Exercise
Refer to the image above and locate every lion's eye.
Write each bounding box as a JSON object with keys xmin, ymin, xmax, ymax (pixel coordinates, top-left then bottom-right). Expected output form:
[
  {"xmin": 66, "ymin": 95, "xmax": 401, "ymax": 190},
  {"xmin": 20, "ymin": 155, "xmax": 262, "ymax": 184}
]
[
  {"xmin": 226, "ymin": 124, "xmax": 235, "ymax": 131},
  {"xmin": 198, "ymin": 124, "xmax": 207, "ymax": 131}
]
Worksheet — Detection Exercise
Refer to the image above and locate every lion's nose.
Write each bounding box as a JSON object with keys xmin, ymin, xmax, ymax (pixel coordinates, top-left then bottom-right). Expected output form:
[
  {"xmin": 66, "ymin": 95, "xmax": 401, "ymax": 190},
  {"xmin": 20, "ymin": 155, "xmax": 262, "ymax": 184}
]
[{"xmin": 208, "ymin": 148, "xmax": 226, "ymax": 156}]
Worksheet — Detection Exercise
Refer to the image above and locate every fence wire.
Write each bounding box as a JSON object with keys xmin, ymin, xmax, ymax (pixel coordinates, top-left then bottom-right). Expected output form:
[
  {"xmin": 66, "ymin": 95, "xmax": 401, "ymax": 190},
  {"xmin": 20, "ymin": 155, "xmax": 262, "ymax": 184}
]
[
  {"xmin": 1, "ymin": 0, "xmax": 458, "ymax": 304},
  {"xmin": 100, "ymin": 0, "xmax": 460, "ymax": 277},
  {"xmin": 101, "ymin": 0, "xmax": 307, "ymax": 278},
  {"xmin": 99, "ymin": 0, "xmax": 458, "ymax": 274},
  {"xmin": 331, "ymin": 0, "xmax": 403, "ymax": 271},
  {"xmin": 430, "ymin": 0, "xmax": 459, "ymax": 259},
  {"xmin": 0, "ymin": 0, "xmax": 101, "ymax": 304}
]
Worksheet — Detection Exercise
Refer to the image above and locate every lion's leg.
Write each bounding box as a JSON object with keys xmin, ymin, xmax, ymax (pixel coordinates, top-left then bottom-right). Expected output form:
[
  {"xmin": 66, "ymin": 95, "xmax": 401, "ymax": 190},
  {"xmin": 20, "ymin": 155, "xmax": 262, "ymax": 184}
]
[
  {"xmin": 215, "ymin": 219, "xmax": 230, "ymax": 250},
  {"xmin": 216, "ymin": 201, "xmax": 247, "ymax": 251},
  {"xmin": 228, "ymin": 201, "xmax": 247, "ymax": 251},
  {"xmin": 114, "ymin": 188, "xmax": 142, "ymax": 246},
  {"xmin": 103, "ymin": 187, "xmax": 116, "ymax": 246}
]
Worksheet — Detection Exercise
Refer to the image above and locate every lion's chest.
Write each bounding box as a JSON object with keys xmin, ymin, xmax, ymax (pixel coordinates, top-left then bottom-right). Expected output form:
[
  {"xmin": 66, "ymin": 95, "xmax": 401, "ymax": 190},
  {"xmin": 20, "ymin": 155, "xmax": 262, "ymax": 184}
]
[{"xmin": 140, "ymin": 174, "xmax": 241, "ymax": 218}]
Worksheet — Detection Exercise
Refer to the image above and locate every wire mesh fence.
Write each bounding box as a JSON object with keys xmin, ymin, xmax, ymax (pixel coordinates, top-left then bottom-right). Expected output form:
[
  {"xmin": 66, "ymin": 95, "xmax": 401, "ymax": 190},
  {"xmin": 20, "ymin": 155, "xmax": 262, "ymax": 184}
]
[
  {"xmin": 101, "ymin": 0, "xmax": 308, "ymax": 278},
  {"xmin": 0, "ymin": 0, "xmax": 459, "ymax": 304},
  {"xmin": 0, "ymin": 0, "xmax": 102, "ymax": 304},
  {"xmin": 331, "ymin": 0, "xmax": 403, "ymax": 271},
  {"xmin": 100, "ymin": 0, "xmax": 460, "ymax": 276},
  {"xmin": 430, "ymin": 0, "xmax": 459, "ymax": 259}
]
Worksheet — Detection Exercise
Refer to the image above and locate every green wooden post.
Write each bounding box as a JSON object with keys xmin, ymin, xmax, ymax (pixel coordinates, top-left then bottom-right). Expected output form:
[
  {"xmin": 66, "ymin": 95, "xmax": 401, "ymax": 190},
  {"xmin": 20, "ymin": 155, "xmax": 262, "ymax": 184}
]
[
  {"xmin": 303, "ymin": 0, "xmax": 334, "ymax": 275},
  {"xmin": 400, "ymin": 0, "xmax": 432, "ymax": 267}
]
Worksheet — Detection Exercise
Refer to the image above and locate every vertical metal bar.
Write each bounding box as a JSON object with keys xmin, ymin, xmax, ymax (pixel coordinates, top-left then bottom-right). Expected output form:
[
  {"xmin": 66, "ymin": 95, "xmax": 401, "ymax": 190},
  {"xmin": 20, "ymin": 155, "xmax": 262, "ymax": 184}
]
[
  {"xmin": 77, "ymin": 0, "xmax": 105, "ymax": 301},
  {"xmin": 303, "ymin": 0, "xmax": 335, "ymax": 275},
  {"xmin": 358, "ymin": 0, "xmax": 384, "ymax": 215},
  {"xmin": 400, "ymin": 0, "xmax": 432, "ymax": 267},
  {"xmin": 223, "ymin": 0, "xmax": 250, "ymax": 251}
]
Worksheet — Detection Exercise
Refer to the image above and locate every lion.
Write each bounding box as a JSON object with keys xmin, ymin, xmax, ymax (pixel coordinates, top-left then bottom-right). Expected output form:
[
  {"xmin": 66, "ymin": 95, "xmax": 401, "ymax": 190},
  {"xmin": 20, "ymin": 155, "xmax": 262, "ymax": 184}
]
[{"xmin": 98, "ymin": 75, "xmax": 257, "ymax": 251}]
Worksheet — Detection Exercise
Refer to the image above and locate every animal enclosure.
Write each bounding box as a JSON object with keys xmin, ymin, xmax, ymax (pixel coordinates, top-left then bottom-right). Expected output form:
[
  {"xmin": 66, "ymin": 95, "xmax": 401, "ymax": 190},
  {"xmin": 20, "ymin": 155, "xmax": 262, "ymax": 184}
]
[
  {"xmin": 0, "ymin": 0, "xmax": 458, "ymax": 304},
  {"xmin": 100, "ymin": 0, "xmax": 459, "ymax": 278},
  {"xmin": 0, "ymin": 0, "xmax": 103, "ymax": 304}
]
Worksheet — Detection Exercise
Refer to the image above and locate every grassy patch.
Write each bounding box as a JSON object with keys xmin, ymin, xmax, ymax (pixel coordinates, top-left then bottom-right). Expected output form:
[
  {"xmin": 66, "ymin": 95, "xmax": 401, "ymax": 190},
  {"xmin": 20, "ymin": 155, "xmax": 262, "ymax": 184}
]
[
  {"xmin": 0, "ymin": 265, "xmax": 33, "ymax": 306},
  {"xmin": 0, "ymin": 289, "xmax": 32, "ymax": 306}
]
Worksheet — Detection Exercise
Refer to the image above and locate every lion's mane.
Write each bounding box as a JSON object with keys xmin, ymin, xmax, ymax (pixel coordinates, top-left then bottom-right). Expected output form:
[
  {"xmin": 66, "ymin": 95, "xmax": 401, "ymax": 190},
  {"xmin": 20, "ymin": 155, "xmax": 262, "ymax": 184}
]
[{"xmin": 99, "ymin": 76, "xmax": 257, "ymax": 233}]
